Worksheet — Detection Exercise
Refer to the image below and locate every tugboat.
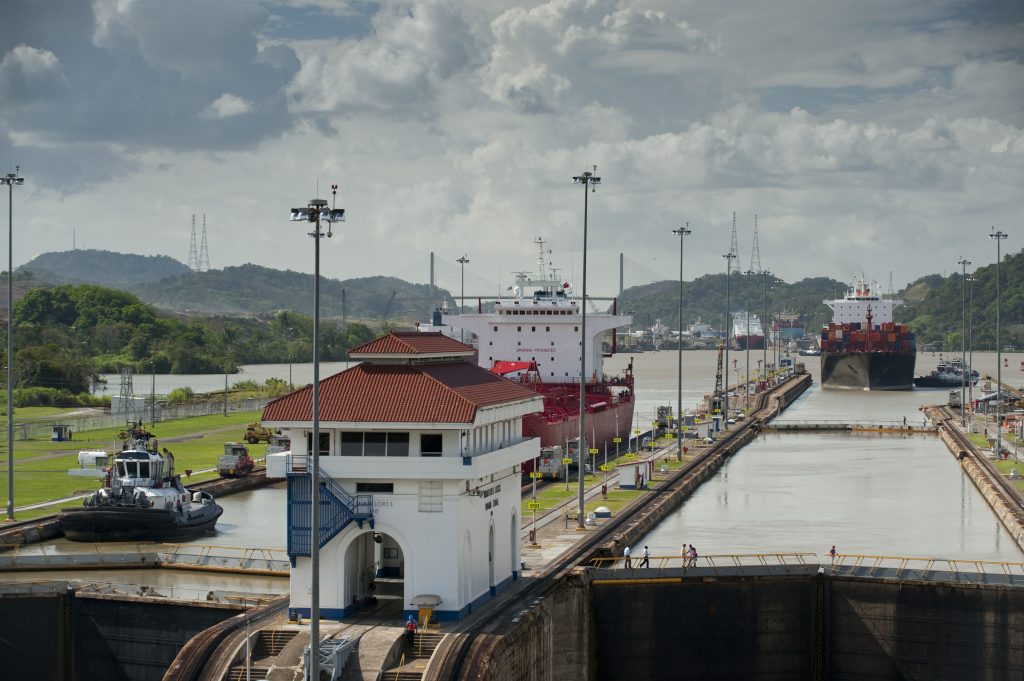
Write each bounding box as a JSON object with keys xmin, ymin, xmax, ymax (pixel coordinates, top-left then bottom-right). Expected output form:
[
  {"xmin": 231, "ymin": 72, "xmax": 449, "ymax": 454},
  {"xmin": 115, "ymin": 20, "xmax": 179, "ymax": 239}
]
[
  {"xmin": 58, "ymin": 437, "xmax": 223, "ymax": 542},
  {"xmin": 913, "ymin": 357, "xmax": 979, "ymax": 388}
]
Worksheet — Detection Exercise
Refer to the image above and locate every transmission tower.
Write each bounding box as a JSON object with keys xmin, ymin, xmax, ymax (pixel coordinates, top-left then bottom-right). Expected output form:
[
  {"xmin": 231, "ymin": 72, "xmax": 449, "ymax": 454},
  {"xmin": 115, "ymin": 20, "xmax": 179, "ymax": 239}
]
[
  {"xmin": 729, "ymin": 212, "xmax": 742, "ymax": 272},
  {"xmin": 199, "ymin": 213, "xmax": 210, "ymax": 272},
  {"xmin": 118, "ymin": 367, "xmax": 134, "ymax": 416},
  {"xmin": 188, "ymin": 215, "xmax": 199, "ymax": 271},
  {"xmin": 749, "ymin": 214, "xmax": 762, "ymax": 274}
]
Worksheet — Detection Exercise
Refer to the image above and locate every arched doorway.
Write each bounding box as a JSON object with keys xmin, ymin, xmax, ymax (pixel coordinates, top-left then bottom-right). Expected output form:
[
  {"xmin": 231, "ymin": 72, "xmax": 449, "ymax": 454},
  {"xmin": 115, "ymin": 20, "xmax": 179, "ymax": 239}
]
[{"xmin": 340, "ymin": 529, "xmax": 406, "ymax": 618}]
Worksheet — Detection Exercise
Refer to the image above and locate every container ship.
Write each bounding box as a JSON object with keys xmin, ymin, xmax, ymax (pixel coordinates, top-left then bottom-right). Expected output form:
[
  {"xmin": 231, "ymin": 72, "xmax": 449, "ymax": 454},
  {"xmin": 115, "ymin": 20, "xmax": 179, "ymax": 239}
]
[
  {"xmin": 733, "ymin": 312, "xmax": 765, "ymax": 350},
  {"xmin": 438, "ymin": 239, "xmax": 634, "ymax": 473},
  {"xmin": 820, "ymin": 281, "xmax": 915, "ymax": 390},
  {"xmin": 772, "ymin": 311, "xmax": 805, "ymax": 342}
]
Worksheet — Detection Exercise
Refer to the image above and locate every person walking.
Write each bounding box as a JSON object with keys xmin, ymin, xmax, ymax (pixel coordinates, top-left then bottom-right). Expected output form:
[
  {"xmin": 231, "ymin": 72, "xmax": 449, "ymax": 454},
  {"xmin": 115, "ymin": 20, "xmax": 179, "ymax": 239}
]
[
  {"xmin": 639, "ymin": 545, "xmax": 650, "ymax": 568},
  {"xmin": 828, "ymin": 545, "xmax": 837, "ymax": 560},
  {"xmin": 680, "ymin": 543, "xmax": 688, "ymax": 567},
  {"xmin": 687, "ymin": 544, "xmax": 698, "ymax": 567},
  {"xmin": 623, "ymin": 544, "xmax": 632, "ymax": 569}
]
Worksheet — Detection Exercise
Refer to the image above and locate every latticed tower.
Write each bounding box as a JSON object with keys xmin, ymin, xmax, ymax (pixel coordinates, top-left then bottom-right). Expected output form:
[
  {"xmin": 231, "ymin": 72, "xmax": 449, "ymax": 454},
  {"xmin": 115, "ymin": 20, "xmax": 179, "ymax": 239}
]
[
  {"xmin": 199, "ymin": 213, "xmax": 210, "ymax": 272},
  {"xmin": 749, "ymin": 214, "xmax": 762, "ymax": 274},
  {"xmin": 187, "ymin": 215, "xmax": 199, "ymax": 271},
  {"xmin": 729, "ymin": 211, "xmax": 742, "ymax": 272}
]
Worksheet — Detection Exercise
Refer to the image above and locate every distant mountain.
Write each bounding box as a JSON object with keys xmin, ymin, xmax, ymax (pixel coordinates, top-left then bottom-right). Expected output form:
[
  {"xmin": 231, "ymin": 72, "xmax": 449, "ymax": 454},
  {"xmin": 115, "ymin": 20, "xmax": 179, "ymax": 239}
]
[
  {"xmin": 19, "ymin": 249, "xmax": 191, "ymax": 288},
  {"xmin": 18, "ymin": 251, "xmax": 454, "ymax": 324}
]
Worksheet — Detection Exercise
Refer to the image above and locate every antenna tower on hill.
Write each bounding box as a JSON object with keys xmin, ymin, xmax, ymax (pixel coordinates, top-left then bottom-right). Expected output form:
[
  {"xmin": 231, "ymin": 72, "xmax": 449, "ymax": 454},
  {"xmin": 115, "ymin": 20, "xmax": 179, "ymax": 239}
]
[
  {"xmin": 749, "ymin": 214, "xmax": 762, "ymax": 274},
  {"xmin": 188, "ymin": 215, "xmax": 199, "ymax": 271},
  {"xmin": 729, "ymin": 212, "xmax": 741, "ymax": 272},
  {"xmin": 199, "ymin": 213, "xmax": 210, "ymax": 272}
]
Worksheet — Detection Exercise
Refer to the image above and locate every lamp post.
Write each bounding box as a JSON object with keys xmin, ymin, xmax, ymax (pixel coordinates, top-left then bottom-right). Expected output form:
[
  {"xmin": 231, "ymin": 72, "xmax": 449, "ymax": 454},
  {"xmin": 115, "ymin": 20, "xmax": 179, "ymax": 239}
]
[
  {"xmin": 289, "ymin": 185, "xmax": 344, "ymax": 681},
  {"xmin": 968, "ymin": 275, "xmax": 975, "ymax": 406},
  {"xmin": 762, "ymin": 270, "xmax": 771, "ymax": 384},
  {"xmin": 223, "ymin": 360, "xmax": 229, "ymax": 417},
  {"xmin": 150, "ymin": 360, "xmax": 156, "ymax": 427},
  {"xmin": 673, "ymin": 223, "xmax": 691, "ymax": 461},
  {"xmin": 990, "ymin": 228, "xmax": 1008, "ymax": 460},
  {"xmin": 572, "ymin": 166, "xmax": 600, "ymax": 530},
  {"xmin": 957, "ymin": 258, "xmax": 970, "ymax": 426},
  {"xmin": 456, "ymin": 255, "xmax": 469, "ymax": 343},
  {"xmin": 3, "ymin": 166, "xmax": 23, "ymax": 521},
  {"xmin": 722, "ymin": 252, "xmax": 736, "ymax": 428}
]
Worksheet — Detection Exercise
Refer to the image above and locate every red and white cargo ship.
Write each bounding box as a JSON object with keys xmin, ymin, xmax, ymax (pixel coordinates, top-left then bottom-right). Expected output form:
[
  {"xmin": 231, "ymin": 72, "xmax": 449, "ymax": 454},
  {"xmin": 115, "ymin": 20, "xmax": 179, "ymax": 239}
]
[{"xmin": 439, "ymin": 240, "xmax": 635, "ymax": 468}]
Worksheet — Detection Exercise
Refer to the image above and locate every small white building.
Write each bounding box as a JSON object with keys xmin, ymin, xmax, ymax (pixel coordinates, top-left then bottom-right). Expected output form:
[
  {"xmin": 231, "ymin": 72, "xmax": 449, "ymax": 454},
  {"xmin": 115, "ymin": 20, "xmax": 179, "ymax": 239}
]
[{"xmin": 263, "ymin": 332, "xmax": 542, "ymax": 622}]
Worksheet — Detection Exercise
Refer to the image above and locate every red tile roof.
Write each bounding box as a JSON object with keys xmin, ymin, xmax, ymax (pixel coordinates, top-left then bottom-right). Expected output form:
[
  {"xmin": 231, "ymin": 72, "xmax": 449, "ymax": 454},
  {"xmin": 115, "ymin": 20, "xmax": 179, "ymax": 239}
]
[
  {"xmin": 262, "ymin": 361, "xmax": 540, "ymax": 424},
  {"xmin": 348, "ymin": 331, "xmax": 473, "ymax": 357}
]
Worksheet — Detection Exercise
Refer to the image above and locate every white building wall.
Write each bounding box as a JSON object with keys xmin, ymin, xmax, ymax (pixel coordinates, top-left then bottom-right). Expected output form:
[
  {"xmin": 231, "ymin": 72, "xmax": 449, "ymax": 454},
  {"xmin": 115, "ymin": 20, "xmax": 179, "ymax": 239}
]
[{"xmin": 288, "ymin": 467, "xmax": 521, "ymax": 618}]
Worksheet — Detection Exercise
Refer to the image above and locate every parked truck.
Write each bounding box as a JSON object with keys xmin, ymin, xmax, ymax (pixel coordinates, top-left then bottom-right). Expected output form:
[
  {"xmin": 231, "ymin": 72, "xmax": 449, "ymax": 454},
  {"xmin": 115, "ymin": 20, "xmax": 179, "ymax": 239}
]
[
  {"xmin": 218, "ymin": 442, "xmax": 255, "ymax": 478},
  {"xmin": 244, "ymin": 422, "xmax": 275, "ymax": 444}
]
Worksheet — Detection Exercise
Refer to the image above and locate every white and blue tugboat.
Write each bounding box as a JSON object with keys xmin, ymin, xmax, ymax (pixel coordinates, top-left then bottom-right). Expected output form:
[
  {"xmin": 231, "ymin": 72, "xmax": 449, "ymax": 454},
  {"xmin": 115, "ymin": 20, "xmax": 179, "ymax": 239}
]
[{"xmin": 58, "ymin": 438, "xmax": 223, "ymax": 542}]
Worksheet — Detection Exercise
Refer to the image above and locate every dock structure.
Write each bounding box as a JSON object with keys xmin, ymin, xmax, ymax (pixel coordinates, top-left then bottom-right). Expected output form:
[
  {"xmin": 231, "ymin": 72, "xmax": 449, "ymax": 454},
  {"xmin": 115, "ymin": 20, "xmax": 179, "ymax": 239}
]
[{"xmin": 762, "ymin": 419, "xmax": 935, "ymax": 434}]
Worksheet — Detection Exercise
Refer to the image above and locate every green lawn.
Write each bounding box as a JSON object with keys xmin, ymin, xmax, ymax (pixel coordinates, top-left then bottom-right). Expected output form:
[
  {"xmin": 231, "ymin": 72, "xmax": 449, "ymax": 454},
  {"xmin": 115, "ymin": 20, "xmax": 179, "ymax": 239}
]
[
  {"xmin": 993, "ymin": 459, "xmax": 1024, "ymax": 495},
  {"xmin": 0, "ymin": 410, "xmax": 267, "ymax": 516}
]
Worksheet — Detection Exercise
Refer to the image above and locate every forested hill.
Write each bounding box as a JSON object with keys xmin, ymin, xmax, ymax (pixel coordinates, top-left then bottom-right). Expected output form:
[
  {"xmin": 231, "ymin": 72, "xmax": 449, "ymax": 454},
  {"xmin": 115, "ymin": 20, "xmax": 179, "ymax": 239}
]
[
  {"xmin": 19, "ymin": 252, "xmax": 454, "ymax": 324},
  {"xmin": 21, "ymin": 249, "xmax": 190, "ymax": 288},
  {"xmin": 900, "ymin": 249, "xmax": 1024, "ymax": 350},
  {"xmin": 619, "ymin": 273, "xmax": 849, "ymax": 335}
]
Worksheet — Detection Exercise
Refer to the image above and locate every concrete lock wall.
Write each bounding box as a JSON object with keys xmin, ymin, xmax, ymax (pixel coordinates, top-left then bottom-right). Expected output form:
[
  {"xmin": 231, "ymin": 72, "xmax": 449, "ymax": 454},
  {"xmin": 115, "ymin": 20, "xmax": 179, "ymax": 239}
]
[
  {"xmin": 471, "ymin": 572, "xmax": 1024, "ymax": 681},
  {"xmin": 590, "ymin": 577, "xmax": 814, "ymax": 680},
  {"xmin": 0, "ymin": 593, "xmax": 70, "ymax": 681},
  {"xmin": 73, "ymin": 594, "xmax": 238, "ymax": 681}
]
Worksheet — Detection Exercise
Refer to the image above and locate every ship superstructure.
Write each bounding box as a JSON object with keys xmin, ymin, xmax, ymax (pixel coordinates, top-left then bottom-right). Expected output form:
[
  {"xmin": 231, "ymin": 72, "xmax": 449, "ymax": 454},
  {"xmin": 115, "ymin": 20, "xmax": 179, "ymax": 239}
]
[
  {"xmin": 733, "ymin": 312, "xmax": 765, "ymax": 350},
  {"xmin": 820, "ymin": 280, "xmax": 916, "ymax": 390},
  {"xmin": 442, "ymin": 239, "xmax": 634, "ymax": 463}
]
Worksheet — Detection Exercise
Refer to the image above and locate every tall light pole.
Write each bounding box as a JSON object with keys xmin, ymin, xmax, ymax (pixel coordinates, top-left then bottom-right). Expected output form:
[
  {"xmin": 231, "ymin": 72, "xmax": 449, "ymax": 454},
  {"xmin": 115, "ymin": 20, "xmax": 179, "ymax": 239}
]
[
  {"xmin": 673, "ymin": 224, "xmax": 691, "ymax": 461},
  {"xmin": 289, "ymin": 185, "xmax": 344, "ymax": 681},
  {"xmin": 722, "ymin": 252, "xmax": 736, "ymax": 429},
  {"xmin": 2, "ymin": 166, "xmax": 23, "ymax": 521},
  {"xmin": 762, "ymin": 270, "xmax": 771, "ymax": 384},
  {"xmin": 456, "ymin": 255, "xmax": 469, "ymax": 343},
  {"xmin": 968, "ymin": 275, "xmax": 975, "ymax": 406},
  {"xmin": 150, "ymin": 360, "xmax": 156, "ymax": 427},
  {"xmin": 958, "ymin": 257, "xmax": 970, "ymax": 426},
  {"xmin": 573, "ymin": 166, "xmax": 600, "ymax": 530},
  {"xmin": 990, "ymin": 228, "xmax": 1008, "ymax": 461}
]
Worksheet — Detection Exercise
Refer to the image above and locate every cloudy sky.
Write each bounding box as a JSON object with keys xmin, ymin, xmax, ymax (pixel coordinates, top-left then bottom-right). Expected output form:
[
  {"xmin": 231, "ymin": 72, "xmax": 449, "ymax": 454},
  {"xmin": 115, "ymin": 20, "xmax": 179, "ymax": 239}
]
[{"xmin": 1, "ymin": 0, "xmax": 1021, "ymax": 299}]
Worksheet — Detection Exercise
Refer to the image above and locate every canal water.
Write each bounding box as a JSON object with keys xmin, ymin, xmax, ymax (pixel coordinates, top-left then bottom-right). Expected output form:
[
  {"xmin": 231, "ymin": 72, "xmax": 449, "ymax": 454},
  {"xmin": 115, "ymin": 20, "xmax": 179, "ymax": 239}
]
[
  {"xmin": 53, "ymin": 350, "xmax": 1024, "ymax": 579},
  {"xmin": 623, "ymin": 350, "xmax": 1024, "ymax": 562}
]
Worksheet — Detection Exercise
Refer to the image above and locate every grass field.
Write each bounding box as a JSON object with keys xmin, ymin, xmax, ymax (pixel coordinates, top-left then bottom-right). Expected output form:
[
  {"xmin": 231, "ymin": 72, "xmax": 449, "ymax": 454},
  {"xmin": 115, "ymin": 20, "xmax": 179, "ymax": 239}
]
[{"xmin": 0, "ymin": 410, "xmax": 267, "ymax": 519}]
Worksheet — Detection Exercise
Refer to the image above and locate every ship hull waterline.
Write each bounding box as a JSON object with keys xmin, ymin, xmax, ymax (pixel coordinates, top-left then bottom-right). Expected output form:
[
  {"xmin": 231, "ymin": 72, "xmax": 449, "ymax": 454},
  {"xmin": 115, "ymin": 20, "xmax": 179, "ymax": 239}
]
[
  {"xmin": 821, "ymin": 351, "xmax": 916, "ymax": 391},
  {"xmin": 58, "ymin": 505, "xmax": 223, "ymax": 542}
]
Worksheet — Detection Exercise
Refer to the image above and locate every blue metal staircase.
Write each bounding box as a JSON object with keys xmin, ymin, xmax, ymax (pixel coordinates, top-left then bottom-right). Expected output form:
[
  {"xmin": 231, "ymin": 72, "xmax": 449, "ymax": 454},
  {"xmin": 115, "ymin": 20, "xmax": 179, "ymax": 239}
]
[{"xmin": 286, "ymin": 457, "xmax": 373, "ymax": 563}]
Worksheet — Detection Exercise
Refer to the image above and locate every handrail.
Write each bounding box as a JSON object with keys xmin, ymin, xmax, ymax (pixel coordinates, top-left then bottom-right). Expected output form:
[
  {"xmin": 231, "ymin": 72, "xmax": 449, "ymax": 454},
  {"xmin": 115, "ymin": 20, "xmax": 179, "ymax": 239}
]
[{"xmin": 588, "ymin": 552, "xmax": 1024, "ymax": 577}]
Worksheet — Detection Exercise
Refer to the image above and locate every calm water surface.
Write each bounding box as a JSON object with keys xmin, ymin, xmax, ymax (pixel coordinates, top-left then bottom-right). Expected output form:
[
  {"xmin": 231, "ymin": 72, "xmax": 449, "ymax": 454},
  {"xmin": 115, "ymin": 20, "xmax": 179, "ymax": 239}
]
[{"xmin": 81, "ymin": 350, "xmax": 1024, "ymax": 562}]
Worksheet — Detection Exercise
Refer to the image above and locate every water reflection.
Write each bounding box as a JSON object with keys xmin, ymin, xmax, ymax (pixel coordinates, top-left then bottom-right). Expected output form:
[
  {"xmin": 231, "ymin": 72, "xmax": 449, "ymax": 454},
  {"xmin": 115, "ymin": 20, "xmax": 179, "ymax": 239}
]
[{"xmin": 640, "ymin": 432, "xmax": 1022, "ymax": 561}]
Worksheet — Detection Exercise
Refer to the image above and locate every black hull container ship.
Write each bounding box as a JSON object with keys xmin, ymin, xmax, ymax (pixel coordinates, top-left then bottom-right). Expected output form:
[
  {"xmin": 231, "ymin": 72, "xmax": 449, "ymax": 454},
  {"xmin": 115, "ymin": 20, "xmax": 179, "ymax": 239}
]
[
  {"xmin": 58, "ymin": 438, "xmax": 222, "ymax": 542},
  {"xmin": 820, "ymin": 281, "xmax": 916, "ymax": 390}
]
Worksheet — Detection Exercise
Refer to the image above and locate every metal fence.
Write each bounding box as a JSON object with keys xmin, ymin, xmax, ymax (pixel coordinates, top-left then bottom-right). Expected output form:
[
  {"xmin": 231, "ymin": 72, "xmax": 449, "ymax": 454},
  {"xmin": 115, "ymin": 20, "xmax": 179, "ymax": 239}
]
[{"xmin": 16, "ymin": 397, "xmax": 273, "ymax": 441}]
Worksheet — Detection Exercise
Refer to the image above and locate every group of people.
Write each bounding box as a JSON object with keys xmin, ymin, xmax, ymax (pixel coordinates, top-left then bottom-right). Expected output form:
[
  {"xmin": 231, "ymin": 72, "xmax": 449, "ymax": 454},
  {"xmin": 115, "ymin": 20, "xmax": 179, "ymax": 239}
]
[
  {"xmin": 622, "ymin": 545, "xmax": 651, "ymax": 569},
  {"xmin": 620, "ymin": 543, "xmax": 840, "ymax": 569}
]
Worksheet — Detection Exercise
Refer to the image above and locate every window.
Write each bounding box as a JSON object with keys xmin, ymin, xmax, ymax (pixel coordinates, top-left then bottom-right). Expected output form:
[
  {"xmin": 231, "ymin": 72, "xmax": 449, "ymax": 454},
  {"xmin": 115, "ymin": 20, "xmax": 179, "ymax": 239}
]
[
  {"xmin": 357, "ymin": 482, "xmax": 393, "ymax": 493},
  {"xmin": 517, "ymin": 326, "xmax": 522, "ymax": 332},
  {"xmin": 388, "ymin": 432, "xmax": 410, "ymax": 457},
  {"xmin": 493, "ymin": 326, "xmax": 498, "ymax": 332},
  {"xmin": 419, "ymin": 481, "xmax": 442, "ymax": 512},
  {"xmin": 421, "ymin": 433, "xmax": 443, "ymax": 456},
  {"xmin": 365, "ymin": 432, "xmax": 387, "ymax": 456},
  {"xmin": 546, "ymin": 326, "xmax": 550, "ymax": 332},
  {"xmin": 306, "ymin": 432, "xmax": 330, "ymax": 456},
  {"xmin": 340, "ymin": 432, "xmax": 363, "ymax": 456},
  {"xmin": 531, "ymin": 326, "xmax": 536, "ymax": 332}
]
